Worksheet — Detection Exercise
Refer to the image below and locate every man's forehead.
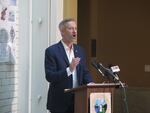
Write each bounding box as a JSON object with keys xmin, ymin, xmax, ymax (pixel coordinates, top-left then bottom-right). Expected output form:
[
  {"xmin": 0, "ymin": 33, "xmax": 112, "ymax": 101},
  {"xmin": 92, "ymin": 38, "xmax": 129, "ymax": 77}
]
[{"xmin": 65, "ymin": 21, "xmax": 77, "ymax": 27}]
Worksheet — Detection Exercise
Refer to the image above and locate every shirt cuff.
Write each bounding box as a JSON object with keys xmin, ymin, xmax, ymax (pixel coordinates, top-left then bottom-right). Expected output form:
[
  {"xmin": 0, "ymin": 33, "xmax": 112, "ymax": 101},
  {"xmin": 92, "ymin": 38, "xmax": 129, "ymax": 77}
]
[{"xmin": 66, "ymin": 67, "xmax": 72, "ymax": 76}]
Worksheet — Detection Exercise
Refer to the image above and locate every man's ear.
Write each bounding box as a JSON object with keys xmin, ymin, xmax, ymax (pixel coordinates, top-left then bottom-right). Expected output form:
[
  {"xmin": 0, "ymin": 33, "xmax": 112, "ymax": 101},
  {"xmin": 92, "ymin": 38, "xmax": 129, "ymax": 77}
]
[
  {"xmin": 60, "ymin": 31, "xmax": 64, "ymax": 36},
  {"xmin": 60, "ymin": 29, "xmax": 65, "ymax": 35}
]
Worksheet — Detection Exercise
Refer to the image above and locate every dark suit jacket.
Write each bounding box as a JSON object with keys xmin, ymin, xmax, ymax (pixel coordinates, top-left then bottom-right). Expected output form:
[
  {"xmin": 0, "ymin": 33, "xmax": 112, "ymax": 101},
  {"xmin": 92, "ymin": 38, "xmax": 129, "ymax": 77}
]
[{"xmin": 44, "ymin": 41, "xmax": 93, "ymax": 112}]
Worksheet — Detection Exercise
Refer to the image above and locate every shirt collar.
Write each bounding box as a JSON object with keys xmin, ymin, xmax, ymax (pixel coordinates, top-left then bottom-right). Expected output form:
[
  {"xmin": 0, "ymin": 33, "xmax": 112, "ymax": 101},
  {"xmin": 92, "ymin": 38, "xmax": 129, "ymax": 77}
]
[{"xmin": 61, "ymin": 40, "xmax": 74, "ymax": 51}]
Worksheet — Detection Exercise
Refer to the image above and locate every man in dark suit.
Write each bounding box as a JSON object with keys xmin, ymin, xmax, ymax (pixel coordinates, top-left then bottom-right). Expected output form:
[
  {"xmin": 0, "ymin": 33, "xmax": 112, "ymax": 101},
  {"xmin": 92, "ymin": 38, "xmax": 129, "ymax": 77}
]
[{"xmin": 45, "ymin": 18, "xmax": 93, "ymax": 113}]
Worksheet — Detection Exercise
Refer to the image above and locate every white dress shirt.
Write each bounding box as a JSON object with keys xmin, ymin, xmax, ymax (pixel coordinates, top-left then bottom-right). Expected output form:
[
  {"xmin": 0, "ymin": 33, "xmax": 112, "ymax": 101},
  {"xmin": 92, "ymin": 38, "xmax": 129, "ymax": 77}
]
[{"xmin": 61, "ymin": 40, "xmax": 78, "ymax": 88}]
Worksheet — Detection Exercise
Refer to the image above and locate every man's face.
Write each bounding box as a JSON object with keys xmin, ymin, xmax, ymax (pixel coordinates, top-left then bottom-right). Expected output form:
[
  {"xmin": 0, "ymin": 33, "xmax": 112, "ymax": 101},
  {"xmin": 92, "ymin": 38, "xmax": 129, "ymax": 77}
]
[{"xmin": 62, "ymin": 21, "xmax": 77, "ymax": 43}]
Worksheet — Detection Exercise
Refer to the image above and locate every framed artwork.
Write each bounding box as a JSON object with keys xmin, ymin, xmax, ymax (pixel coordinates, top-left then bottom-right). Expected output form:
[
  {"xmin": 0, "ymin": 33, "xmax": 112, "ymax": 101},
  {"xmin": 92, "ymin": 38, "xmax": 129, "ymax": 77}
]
[{"xmin": 0, "ymin": 0, "xmax": 17, "ymax": 64}]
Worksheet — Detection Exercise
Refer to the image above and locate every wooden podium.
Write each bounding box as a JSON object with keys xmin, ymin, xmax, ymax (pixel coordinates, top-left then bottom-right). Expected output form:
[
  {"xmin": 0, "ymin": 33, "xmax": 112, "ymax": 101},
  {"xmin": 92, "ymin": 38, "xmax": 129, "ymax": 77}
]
[{"xmin": 65, "ymin": 83, "xmax": 121, "ymax": 113}]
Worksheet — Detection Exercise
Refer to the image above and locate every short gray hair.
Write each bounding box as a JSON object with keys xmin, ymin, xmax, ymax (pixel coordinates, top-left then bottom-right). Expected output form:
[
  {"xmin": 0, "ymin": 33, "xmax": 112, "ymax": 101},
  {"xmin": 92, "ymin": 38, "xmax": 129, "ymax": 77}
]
[{"xmin": 59, "ymin": 18, "xmax": 76, "ymax": 31}]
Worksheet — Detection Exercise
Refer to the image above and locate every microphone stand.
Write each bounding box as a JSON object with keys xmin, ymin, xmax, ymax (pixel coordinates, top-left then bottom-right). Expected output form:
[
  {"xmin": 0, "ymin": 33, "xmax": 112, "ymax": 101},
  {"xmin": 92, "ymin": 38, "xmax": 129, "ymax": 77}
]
[{"xmin": 115, "ymin": 76, "xmax": 129, "ymax": 113}]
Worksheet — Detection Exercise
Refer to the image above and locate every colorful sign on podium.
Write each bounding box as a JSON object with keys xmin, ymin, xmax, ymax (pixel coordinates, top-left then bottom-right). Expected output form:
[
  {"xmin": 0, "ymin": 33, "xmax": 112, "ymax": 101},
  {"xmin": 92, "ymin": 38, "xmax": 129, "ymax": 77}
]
[{"xmin": 90, "ymin": 93, "xmax": 111, "ymax": 113}]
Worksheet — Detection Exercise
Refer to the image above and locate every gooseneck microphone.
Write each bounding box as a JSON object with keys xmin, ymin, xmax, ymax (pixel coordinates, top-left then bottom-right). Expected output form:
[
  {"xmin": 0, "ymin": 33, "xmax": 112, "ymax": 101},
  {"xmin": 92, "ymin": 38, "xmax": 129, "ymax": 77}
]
[
  {"xmin": 91, "ymin": 60, "xmax": 105, "ymax": 76},
  {"xmin": 97, "ymin": 63, "xmax": 119, "ymax": 81},
  {"xmin": 91, "ymin": 60, "xmax": 120, "ymax": 81}
]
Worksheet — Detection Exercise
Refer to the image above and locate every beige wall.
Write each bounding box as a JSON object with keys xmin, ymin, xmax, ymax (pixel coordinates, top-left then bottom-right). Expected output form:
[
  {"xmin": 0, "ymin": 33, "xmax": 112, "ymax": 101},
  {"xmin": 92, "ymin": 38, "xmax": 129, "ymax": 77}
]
[{"xmin": 63, "ymin": 0, "xmax": 77, "ymax": 20}]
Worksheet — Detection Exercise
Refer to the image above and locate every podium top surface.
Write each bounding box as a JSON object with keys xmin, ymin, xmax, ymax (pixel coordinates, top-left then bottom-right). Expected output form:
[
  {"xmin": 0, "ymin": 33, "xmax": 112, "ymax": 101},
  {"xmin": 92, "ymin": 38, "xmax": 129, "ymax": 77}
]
[{"xmin": 65, "ymin": 83, "xmax": 121, "ymax": 93}]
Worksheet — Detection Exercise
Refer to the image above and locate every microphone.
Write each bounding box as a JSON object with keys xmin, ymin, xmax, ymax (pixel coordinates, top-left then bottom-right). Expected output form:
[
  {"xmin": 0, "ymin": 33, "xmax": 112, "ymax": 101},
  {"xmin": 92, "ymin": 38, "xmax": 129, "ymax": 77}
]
[
  {"xmin": 109, "ymin": 65, "xmax": 120, "ymax": 80},
  {"xmin": 91, "ymin": 60, "xmax": 105, "ymax": 76},
  {"xmin": 98, "ymin": 63, "xmax": 119, "ymax": 81},
  {"xmin": 91, "ymin": 60, "xmax": 120, "ymax": 81},
  {"xmin": 110, "ymin": 65, "xmax": 120, "ymax": 73}
]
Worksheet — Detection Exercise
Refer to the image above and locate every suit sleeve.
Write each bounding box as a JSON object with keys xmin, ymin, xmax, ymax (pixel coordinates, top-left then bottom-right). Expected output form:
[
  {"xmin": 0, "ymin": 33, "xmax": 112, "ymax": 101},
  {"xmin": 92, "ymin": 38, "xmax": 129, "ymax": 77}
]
[{"xmin": 44, "ymin": 48, "xmax": 68, "ymax": 83}]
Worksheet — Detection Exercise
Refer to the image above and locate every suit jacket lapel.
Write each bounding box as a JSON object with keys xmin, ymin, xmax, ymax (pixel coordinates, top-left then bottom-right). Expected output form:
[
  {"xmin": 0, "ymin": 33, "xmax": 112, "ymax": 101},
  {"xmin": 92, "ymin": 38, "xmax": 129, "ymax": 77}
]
[
  {"xmin": 73, "ymin": 44, "xmax": 79, "ymax": 58},
  {"xmin": 58, "ymin": 41, "xmax": 70, "ymax": 66}
]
